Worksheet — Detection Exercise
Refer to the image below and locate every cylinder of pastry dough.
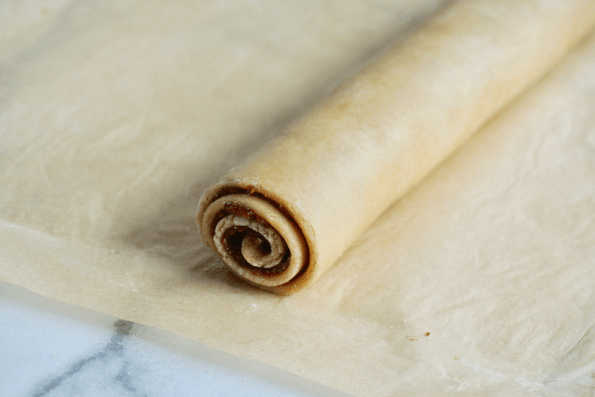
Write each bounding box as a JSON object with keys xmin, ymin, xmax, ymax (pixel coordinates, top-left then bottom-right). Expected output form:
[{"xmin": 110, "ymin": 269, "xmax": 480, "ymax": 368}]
[{"xmin": 197, "ymin": 0, "xmax": 595, "ymax": 294}]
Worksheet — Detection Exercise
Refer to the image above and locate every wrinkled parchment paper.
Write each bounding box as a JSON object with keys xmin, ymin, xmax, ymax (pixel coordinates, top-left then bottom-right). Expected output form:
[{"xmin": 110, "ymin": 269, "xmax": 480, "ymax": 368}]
[{"xmin": 2, "ymin": 1, "xmax": 595, "ymax": 395}]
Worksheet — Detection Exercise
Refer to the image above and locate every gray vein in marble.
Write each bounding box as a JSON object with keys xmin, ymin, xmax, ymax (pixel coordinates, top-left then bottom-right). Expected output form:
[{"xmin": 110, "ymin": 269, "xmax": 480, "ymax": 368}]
[{"xmin": 30, "ymin": 320, "xmax": 145, "ymax": 397}]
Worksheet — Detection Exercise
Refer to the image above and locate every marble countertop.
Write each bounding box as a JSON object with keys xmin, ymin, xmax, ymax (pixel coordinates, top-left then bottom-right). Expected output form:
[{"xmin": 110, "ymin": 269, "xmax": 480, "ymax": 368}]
[{"xmin": 0, "ymin": 281, "xmax": 351, "ymax": 397}]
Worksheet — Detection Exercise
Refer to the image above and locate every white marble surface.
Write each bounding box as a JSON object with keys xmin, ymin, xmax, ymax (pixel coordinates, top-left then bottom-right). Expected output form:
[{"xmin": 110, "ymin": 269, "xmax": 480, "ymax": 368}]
[{"xmin": 0, "ymin": 281, "xmax": 352, "ymax": 397}]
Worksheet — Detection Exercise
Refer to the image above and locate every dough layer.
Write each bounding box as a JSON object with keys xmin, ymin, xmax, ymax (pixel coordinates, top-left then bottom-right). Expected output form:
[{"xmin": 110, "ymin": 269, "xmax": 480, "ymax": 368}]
[{"xmin": 197, "ymin": 0, "xmax": 595, "ymax": 293}]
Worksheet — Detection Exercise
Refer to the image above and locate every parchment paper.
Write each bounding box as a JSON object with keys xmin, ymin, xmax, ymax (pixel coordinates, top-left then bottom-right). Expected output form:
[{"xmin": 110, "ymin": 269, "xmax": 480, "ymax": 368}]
[{"xmin": 2, "ymin": 1, "xmax": 595, "ymax": 395}]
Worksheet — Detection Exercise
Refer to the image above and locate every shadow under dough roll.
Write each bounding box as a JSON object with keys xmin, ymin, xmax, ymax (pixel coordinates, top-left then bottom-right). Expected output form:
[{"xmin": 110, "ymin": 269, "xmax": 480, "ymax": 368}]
[{"xmin": 197, "ymin": 0, "xmax": 595, "ymax": 294}]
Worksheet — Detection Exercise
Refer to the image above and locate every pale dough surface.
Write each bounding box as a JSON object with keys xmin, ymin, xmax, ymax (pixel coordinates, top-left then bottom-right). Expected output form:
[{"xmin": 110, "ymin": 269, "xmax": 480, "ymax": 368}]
[
  {"xmin": 198, "ymin": 0, "xmax": 595, "ymax": 293},
  {"xmin": 1, "ymin": 1, "xmax": 595, "ymax": 396}
]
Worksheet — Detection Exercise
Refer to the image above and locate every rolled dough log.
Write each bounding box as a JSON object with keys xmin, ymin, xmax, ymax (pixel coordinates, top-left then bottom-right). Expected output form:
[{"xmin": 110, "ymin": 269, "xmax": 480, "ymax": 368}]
[{"xmin": 197, "ymin": 0, "xmax": 595, "ymax": 294}]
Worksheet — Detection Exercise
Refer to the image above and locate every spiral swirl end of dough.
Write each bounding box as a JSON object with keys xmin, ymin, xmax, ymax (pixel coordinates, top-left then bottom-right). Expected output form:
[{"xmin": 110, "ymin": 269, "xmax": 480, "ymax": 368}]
[{"xmin": 200, "ymin": 193, "xmax": 308, "ymax": 287}]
